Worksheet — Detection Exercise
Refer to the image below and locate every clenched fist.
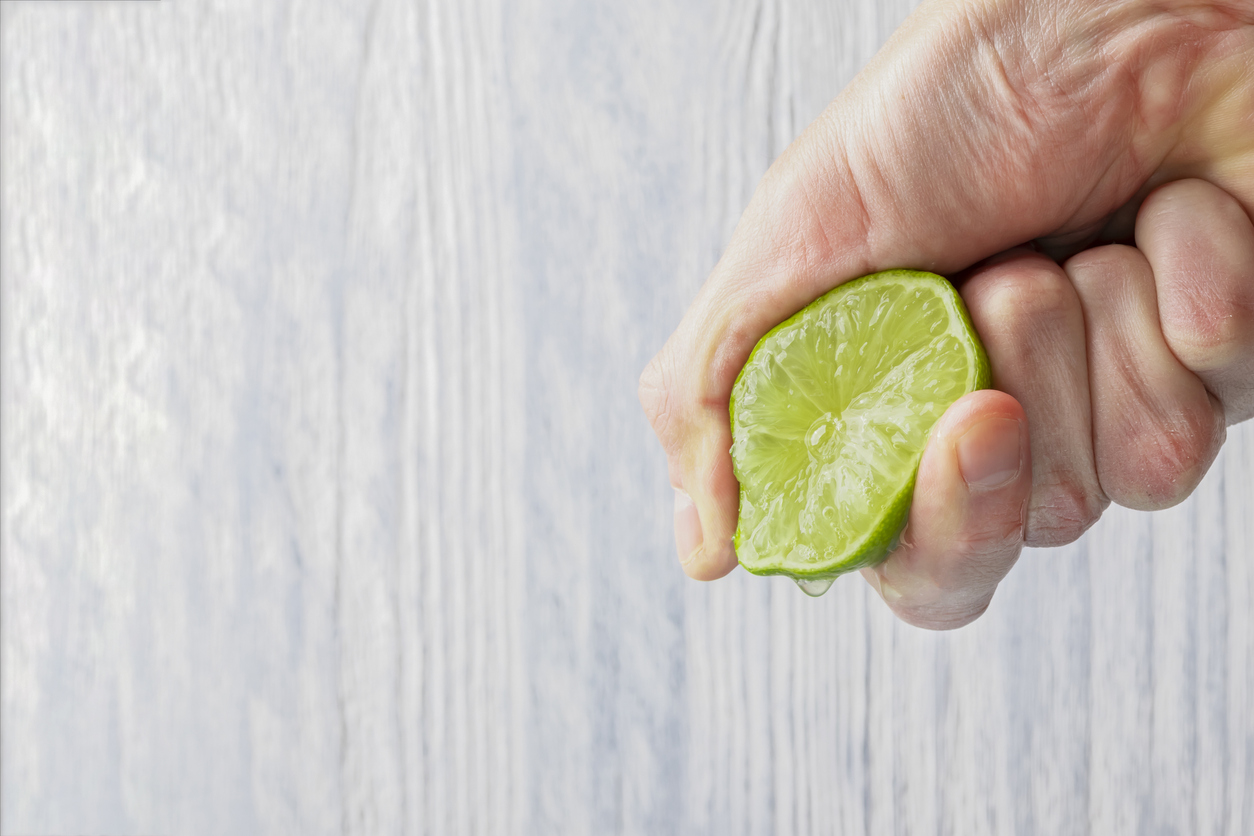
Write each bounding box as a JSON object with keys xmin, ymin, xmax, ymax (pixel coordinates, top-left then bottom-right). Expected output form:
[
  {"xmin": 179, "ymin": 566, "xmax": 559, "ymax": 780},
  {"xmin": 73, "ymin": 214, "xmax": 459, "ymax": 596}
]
[{"xmin": 639, "ymin": 0, "xmax": 1254, "ymax": 628}]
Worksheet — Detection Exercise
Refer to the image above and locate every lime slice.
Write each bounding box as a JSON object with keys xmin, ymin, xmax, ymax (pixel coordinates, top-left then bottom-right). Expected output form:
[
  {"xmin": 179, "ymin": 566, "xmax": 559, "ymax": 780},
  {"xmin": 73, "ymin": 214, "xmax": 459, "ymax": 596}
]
[{"xmin": 729, "ymin": 270, "xmax": 989, "ymax": 595}]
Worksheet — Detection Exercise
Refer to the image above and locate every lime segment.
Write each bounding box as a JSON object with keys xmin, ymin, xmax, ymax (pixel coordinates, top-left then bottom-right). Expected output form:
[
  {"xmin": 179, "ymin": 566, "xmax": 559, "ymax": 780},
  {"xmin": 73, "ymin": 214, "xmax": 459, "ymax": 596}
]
[{"xmin": 729, "ymin": 270, "xmax": 990, "ymax": 593}]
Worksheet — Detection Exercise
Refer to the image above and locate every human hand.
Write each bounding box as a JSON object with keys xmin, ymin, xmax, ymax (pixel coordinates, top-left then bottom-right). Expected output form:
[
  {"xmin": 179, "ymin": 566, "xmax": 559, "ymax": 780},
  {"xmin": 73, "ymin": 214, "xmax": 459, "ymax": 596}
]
[{"xmin": 639, "ymin": 0, "xmax": 1254, "ymax": 628}]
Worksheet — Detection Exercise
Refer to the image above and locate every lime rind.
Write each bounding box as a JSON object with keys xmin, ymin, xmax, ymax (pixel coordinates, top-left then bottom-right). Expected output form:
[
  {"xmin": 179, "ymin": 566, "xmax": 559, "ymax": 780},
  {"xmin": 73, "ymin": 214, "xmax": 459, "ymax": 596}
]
[{"xmin": 729, "ymin": 270, "xmax": 990, "ymax": 583}]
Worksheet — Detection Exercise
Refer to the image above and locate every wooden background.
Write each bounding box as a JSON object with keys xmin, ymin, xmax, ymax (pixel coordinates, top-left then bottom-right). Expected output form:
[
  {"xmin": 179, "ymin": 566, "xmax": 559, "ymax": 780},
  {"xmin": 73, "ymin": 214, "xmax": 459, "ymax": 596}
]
[{"xmin": 2, "ymin": 1, "xmax": 1252, "ymax": 833}]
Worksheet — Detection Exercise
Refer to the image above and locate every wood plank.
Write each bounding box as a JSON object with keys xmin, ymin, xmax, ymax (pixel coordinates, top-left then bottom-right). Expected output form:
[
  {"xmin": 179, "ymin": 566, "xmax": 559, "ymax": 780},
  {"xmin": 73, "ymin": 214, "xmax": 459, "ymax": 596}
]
[{"xmin": 3, "ymin": 0, "xmax": 1253, "ymax": 834}]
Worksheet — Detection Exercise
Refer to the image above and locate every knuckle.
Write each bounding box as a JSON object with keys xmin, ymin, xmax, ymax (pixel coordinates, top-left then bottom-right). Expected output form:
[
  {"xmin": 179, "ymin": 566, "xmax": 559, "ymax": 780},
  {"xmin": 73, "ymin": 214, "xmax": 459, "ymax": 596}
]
[
  {"xmin": 1026, "ymin": 479, "xmax": 1105, "ymax": 547},
  {"xmin": 1142, "ymin": 178, "xmax": 1217, "ymax": 215},
  {"xmin": 1065, "ymin": 243, "xmax": 1143, "ymax": 281},
  {"xmin": 638, "ymin": 354, "xmax": 676, "ymax": 439},
  {"xmin": 1158, "ymin": 278, "xmax": 1254, "ymax": 374},
  {"xmin": 967, "ymin": 259, "xmax": 1077, "ymax": 337},
  {"xmin": 1101, "ymin": 405, "xmax": 1224, "ymax": 510}
]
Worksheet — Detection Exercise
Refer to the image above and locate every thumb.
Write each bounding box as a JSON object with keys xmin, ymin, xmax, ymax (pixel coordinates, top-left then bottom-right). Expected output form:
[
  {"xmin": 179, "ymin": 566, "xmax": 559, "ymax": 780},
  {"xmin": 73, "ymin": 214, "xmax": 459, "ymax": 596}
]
[{"xmin": 861, "ymin": 390, "xmax": 1031, "ymax": 629}]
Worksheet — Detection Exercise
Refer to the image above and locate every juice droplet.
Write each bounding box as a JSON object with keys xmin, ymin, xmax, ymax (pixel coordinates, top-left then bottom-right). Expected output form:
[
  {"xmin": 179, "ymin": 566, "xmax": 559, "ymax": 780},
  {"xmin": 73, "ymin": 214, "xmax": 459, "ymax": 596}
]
[{"xmin": 795, "ymin": 577, "xmax": 835, "ymax": 597}]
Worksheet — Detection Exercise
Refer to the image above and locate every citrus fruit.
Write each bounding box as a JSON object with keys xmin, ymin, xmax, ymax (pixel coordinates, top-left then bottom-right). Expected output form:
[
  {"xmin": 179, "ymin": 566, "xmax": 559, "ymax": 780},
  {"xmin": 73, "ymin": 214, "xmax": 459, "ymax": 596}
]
[{"xmin": 729, "ymin": 270, "xmax": 990, "ymax": 596}]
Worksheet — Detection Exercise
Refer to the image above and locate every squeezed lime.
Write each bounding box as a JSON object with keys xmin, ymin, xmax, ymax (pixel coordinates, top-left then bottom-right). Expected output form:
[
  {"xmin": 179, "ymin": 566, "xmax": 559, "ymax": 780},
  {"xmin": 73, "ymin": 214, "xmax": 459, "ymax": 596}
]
[{"xmin": 729, "ymin": 270, "xmax": 989, "ymax": 595}]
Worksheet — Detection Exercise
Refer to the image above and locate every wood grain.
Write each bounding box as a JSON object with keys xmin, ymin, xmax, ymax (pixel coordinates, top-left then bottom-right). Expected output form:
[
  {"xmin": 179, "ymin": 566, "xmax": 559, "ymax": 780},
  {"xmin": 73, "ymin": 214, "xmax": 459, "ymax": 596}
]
[{"xmin": 2, "ymin": 1, "xmax": 1252, "ymax": 834}]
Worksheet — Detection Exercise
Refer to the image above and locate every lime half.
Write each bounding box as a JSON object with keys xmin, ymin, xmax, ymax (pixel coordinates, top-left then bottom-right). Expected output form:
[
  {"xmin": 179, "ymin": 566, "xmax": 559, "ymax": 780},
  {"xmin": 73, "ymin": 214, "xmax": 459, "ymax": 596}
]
[{"xmin": 729, "ymin": 270, "xmax": 989, "ymax": 595}]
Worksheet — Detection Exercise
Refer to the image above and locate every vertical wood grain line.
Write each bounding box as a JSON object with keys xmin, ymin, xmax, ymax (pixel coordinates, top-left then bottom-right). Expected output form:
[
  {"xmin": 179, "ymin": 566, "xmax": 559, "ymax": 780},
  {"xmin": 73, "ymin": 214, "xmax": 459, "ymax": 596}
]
[
  {"xmin": 413, "ymin": 0, "xmax": 522, "ymax": 832},
  {"xmin": 336, "ymin": 0, "xmax": 522, "ymax": 832}
]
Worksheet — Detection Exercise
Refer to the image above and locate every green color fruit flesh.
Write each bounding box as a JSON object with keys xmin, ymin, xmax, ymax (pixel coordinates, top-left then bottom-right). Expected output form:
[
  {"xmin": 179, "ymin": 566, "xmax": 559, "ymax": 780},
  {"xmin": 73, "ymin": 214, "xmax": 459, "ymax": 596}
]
[{"xmin": 729, "ymin": 270, "xmax": 990, "ymax": 596}]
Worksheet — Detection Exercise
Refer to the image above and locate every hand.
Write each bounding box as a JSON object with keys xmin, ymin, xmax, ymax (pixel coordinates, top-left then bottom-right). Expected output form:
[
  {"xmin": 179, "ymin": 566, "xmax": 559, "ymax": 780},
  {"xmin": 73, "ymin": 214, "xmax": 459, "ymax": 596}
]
[{"xmin": 639, "ymin": 0, "xmax": 1254, "ymax": 628}]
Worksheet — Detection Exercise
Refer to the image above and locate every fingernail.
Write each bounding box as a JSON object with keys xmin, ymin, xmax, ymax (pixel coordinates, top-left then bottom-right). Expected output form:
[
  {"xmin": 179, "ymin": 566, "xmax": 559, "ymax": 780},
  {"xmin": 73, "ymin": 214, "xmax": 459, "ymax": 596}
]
[
  {"xmin": 957, "ymin": 416, "xmax": 1023, "ymax": 490},
  {"xmin": 879, "ymin": 577, "xmax": 903, "ymax": 603},
  {"xmin": 674, "ymin": 488, "xmax": 702, "ymax": 564}
]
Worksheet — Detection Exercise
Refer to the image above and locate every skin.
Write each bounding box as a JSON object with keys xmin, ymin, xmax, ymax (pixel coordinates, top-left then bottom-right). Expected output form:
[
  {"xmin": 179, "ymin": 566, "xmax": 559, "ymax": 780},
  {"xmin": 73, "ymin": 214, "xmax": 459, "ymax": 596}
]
[{"xmin": 640, "ymin": 0, "xmax": 1254, "ymax": 629}]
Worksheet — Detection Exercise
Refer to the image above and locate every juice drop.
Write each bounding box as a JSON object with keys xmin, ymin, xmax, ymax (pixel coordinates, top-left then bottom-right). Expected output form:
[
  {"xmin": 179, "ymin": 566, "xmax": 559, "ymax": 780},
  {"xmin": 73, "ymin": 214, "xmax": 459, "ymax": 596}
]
[{"xmin": 795, "ymin": 577, "xmax": 835, "ymax": 597}]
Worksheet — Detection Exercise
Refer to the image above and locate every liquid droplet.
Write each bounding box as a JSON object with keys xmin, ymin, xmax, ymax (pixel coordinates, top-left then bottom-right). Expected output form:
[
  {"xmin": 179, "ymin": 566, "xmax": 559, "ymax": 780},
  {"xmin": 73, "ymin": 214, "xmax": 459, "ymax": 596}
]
[{"xmin": 795, "ymin": 577, "xmax": 835, "ymax": 597}]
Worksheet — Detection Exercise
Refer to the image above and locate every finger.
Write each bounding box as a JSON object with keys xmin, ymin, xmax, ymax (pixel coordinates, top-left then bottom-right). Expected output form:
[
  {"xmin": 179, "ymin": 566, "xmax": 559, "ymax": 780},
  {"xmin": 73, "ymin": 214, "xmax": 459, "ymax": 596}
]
[
  {"xmin": 861, "ymin": 389, "xmax": 1031, "ymax": 631},
  {"xmin": 1135, "ymin": 178, "xmax": 1254, "ymax": 424},
  {"xmin": 961, "ymin": 251, "xmax": 1107, "ymax": 547},
  {"xmin": 640, "ymin": 354, "xmax": 739, "ymax": 580},
  {"xmin": 1066, "ymin": 245, "xmax": 1226, "ymax": 510}
]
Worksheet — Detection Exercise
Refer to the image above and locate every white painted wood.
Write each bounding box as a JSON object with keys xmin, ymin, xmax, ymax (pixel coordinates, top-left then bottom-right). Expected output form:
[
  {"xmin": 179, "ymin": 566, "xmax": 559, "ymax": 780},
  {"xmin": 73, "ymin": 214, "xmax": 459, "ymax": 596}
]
[{"xmin": 2, "ymin": 1, "xmax": 1252, "ymax": 834}]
